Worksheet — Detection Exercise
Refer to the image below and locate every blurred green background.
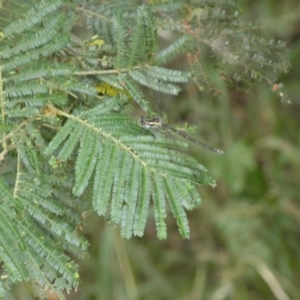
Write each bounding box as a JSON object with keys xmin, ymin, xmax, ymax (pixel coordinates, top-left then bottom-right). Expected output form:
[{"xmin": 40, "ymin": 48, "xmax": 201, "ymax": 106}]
[{"xmin": 12, "ymin": 0, "xmax": 300, "ymax": 299}]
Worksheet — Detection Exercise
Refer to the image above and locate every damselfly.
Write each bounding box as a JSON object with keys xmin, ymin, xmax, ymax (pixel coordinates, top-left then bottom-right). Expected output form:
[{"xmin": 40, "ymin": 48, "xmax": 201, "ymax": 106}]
[{"xmin": 140, "ymin": 116, "xmax": 224, "ymax": 155}]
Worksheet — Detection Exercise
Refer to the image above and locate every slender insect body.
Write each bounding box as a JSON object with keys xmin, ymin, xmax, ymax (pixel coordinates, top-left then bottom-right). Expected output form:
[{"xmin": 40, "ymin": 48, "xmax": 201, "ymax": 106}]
[{"xmin": 140, "ymin": 116, "xmax": 224, "ymax": 154}]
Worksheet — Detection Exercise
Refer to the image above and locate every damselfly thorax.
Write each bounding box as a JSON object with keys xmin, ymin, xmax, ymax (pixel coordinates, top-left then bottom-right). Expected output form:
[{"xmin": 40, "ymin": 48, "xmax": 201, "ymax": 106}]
[{"xmin": 139, "ymin": 116, "xmax": 224, "ymax": 155}]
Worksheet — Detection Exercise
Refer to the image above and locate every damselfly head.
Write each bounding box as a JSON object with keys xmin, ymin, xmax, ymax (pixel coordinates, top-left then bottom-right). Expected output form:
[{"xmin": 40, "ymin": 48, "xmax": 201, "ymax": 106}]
[
  {"xmin": 139, "ymin": 116, "xmax": 145, "ymax": 126},
  {"xmin": 140, "ymin": 116, "xmax": 163, "ymax": 131}
]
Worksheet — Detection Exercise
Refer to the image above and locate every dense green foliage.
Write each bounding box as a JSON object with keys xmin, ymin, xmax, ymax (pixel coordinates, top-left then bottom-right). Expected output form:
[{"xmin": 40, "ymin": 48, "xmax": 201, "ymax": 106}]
[{"xmin": 0, "ymin": 0, "xmax": 296, "ymax": 299}]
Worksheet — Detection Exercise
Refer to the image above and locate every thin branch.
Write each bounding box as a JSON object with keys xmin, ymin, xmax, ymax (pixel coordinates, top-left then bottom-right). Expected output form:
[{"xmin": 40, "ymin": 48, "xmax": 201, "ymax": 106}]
[
  {"xmin": 74, "ymin": 65, "xmax": 142, "ymax": 76},
  {"xmin": 13, "ymin": 151, "xmax": 21, "ymax": 198}
]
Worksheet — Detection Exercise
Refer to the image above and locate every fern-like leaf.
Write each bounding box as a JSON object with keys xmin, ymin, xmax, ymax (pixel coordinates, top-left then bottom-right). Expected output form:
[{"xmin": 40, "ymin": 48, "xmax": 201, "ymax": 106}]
[{"xmin": 43, "ymin": 101, "xmax": 215, "ymax": 240}]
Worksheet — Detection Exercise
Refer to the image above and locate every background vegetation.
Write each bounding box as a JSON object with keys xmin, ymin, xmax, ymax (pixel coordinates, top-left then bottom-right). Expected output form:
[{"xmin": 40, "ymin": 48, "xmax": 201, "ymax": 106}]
[{"xmin": 6, "ymin": 0, "xmax": 300, "ymax": 299}]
